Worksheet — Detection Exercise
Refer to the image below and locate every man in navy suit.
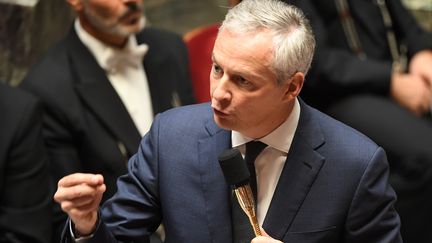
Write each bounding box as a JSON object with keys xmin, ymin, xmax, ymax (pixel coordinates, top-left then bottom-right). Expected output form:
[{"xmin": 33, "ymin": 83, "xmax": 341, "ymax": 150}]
[{"xmin": 54, "ymin": 0, "xmax": 402, "ymax": 242}]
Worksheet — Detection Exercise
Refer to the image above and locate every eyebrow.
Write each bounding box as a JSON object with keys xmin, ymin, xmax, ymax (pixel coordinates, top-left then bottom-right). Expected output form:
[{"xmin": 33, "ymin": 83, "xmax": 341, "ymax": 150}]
[
  {"xmin": 210, "ymin": 53, "xmax": 262, "ymax": 82},
  {"xmin": 211, "ymin": 54, "xmax": 217, "ymax": 64},
  {"xmin": 211, "ymin": 53, "xmax": 249, "ymax": 78}
]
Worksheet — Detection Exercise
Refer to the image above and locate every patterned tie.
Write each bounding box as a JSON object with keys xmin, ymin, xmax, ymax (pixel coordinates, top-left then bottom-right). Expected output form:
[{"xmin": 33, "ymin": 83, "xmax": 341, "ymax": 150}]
[{"xmin": 232, "ymin": 141, "xmax": 267, "ymax": 243}]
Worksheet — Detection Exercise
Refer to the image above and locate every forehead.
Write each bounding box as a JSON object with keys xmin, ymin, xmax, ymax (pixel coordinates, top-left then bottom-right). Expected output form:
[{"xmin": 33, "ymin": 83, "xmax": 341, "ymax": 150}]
[{"xmin": 213, "ymin": 29, "xmax": 274, "ymax": 72}]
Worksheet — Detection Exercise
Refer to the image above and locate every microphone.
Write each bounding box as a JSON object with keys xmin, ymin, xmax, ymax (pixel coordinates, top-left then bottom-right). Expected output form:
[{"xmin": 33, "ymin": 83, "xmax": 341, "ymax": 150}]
[{"xmin": 218, "ymin": 148, "xmax": 262, "ymax": 236}]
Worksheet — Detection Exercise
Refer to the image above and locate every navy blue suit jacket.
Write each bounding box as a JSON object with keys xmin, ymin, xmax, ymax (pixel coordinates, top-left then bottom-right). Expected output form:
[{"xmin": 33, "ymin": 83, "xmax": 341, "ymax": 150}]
[{"xmin": 63, "ymin": 101, "xmax": 402, "ymax": 243}]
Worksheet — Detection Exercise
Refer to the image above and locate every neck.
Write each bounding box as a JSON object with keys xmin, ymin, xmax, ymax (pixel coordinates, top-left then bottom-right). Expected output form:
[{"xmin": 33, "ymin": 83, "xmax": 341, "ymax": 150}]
[
  {"xmin": 246, "ymin": 101, "xmax": 294, "ymax": 139},
  {"xmin": 79, "ymin": 16, "xmax": 128, "ymax": 48}
]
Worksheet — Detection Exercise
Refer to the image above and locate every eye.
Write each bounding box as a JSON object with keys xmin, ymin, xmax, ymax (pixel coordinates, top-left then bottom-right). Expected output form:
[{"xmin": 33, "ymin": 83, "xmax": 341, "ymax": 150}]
[
  {"xmin": 234, "ymin": 76, "xmax": 252, "ymax": 87},
  {"xmin": 212, "ymin": 63, "xmax": 223, "ymax": 78}
]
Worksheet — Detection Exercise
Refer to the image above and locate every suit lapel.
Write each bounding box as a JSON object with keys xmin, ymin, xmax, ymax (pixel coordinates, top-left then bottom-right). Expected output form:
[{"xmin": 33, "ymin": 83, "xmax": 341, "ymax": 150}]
[
  {"xmin": 195, "ymin": 101, "xmax": 327, "ymax": 241},
  {"xmin": 136, "ymin": 31, "xmax": 173, "ymax": 114},
  {"xmin": 263, "ymin": 101, "xmax": 326, "ymax": 240},
  {"xmin": 198, "ymin": 118, "xmax": 233, "ymax": 242},
  {"xmin": 67, "ymin": 29, "xmax": 141, "ymax": 156}
]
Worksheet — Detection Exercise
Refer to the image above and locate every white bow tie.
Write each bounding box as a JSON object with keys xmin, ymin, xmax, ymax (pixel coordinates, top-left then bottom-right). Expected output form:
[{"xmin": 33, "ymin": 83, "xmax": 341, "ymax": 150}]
[{"xmin": 102, "ymin": 43, "xmax": 149, "ymax": 72}]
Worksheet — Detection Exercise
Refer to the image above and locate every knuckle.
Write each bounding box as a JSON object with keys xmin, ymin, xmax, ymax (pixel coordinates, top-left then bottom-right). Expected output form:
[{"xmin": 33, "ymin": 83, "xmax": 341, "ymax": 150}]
[
  {"xmin": 74, "ymin": 189, "xmax": 84, "ymax": 198},
  {"xmin": 61, "ymin": 202, "xmax": 72, "ymax": 212},
  {"xmin": 53, "ymin": 193, "xmax": 61, "ymax": 202}
]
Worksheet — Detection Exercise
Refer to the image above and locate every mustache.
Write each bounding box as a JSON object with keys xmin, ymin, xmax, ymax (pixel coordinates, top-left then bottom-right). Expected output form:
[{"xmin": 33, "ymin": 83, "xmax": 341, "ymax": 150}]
[
  {"xmin": 126, "ymin": 2, "xmax": 141, "ymax": 11},
  {"xmin": 119, "ymin": 2, "xmax": 143, "ymax": 20}
]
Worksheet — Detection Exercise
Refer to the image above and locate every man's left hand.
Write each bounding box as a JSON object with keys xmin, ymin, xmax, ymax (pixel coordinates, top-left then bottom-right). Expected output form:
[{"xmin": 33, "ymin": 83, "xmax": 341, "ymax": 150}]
[{"xmin": 251, "ymin": 229, "xmax": 283, "ymax": 243}]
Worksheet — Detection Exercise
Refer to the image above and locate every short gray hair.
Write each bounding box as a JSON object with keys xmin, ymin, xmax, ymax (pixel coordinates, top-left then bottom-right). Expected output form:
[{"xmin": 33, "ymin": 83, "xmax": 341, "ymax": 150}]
[{"xmin": 220, "ymin": 0, "xmax": 315, "ymax": 84}]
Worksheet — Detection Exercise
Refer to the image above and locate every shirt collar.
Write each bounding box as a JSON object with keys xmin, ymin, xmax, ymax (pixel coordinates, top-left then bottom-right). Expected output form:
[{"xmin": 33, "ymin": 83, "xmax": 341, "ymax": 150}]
[{"xmin": 232, "ymin": 98, "xmax": 301, "ymax": 153}]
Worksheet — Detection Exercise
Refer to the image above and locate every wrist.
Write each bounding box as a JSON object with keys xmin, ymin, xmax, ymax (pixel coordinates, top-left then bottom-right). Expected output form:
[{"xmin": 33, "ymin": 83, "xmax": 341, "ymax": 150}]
[{"xmin": 73, "ymin": 211, "xmax": 99, "ymax": 236}]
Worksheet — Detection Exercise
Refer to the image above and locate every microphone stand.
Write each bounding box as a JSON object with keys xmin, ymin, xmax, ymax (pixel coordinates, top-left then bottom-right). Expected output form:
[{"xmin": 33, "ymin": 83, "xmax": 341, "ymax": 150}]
[{"xmin": 234, "ymin": 186, "xmax": 262, "ymax": 236}]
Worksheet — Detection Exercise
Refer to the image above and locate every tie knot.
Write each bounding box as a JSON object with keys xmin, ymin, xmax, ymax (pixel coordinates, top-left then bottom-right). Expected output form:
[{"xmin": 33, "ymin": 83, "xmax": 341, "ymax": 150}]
[{"xmin": 245, "ymin": 141, "xmax": 267, "ymax": 164}]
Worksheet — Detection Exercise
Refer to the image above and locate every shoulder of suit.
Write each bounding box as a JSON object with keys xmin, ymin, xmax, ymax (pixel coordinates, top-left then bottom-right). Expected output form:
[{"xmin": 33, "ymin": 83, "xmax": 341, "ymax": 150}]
[
  {"xmin": 0, "ymin": 84, "xmax": 39, "ymax": 111},
  {"xmin": 155, "ymin": 103, "xmax": 212, "ymax": 126},
  {"xmin": 159, "ymin": 102, "xmax": 211, "ymax": 117},
  {"xmin": 0, "ymin": 84, "xmax": 41, "ymax": 140},
  {"xmin": 21, "ymin": 32, "xmax": 81, "ymax": 99},
  {"xmin": 151, "ymin": 103, "xmax": 220, "ymax": 138},
  {"xmin": 302, "ymin": 101, "xmax": 378, "ymax": 148}
]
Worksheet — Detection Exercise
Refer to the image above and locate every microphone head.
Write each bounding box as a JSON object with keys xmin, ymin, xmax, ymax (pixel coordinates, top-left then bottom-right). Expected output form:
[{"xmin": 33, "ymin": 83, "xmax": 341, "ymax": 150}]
[{"xmin": 218, "ymin": 148, "xmax": 250, "ymax": 188}]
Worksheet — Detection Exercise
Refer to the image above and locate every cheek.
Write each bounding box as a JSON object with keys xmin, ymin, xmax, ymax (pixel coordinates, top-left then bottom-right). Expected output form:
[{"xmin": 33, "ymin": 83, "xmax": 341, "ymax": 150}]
[
  {"xmin": 209, "ymin": 77, "xmax": 218, "ymax": 96},
  {"xmin": 92, "ymin": 2, "xmax": 120, "ymax": 18},
  {"xmin": 241, "ymin": 93, "xmax": 277, "ymax": 117},
  {"xmin": 232, "ymin": 96, "xmax": 250, "ymax": 113}
]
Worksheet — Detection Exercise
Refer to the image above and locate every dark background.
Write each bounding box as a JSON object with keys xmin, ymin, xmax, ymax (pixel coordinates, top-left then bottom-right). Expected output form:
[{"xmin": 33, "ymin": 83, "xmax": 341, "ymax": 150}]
[{"xmin": 0, "ymin": 0, "xmax": 430, "ymax": 86}]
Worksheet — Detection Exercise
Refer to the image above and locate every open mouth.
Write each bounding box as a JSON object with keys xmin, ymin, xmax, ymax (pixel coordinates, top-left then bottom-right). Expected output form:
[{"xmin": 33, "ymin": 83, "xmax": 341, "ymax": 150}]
[
  {"xmin": 120, "ymin": 10, "xmax": 141, "ymax": 24},
  {"xmin": 213, "ymin": 108, "xmax": 230, "ymax": 117},
  {"xmin": 127, "ymin": 16, "xmax": 139, "ymax": 25}
]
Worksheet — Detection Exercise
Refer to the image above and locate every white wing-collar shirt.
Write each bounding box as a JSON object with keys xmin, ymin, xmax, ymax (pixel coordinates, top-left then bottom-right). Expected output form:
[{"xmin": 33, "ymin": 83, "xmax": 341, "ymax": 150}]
[{"xmin": 75, "ymin": 19, "xmax": 153, "ymax": 136}]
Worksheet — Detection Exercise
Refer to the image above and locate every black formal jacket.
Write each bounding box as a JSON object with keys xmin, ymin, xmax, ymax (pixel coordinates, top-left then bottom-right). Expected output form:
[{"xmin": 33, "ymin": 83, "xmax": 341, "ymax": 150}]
[
  {"xmin": 21, "ymin": 27, "xmax": 195, "ymax": 203},
  {"xmin": 291, "ymin": 0, "xmax": 432, "ymax": 109},
  {"xmin": 0, "ymin": 83, "xmax": 52, "ymax": 243}
]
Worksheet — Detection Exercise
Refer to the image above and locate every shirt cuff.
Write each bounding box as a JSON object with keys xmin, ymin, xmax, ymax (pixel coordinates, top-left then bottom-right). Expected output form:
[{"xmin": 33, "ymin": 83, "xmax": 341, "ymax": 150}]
[{"xmin": 68, "ymin": 215, "xmax": 100, "ymax": 243}]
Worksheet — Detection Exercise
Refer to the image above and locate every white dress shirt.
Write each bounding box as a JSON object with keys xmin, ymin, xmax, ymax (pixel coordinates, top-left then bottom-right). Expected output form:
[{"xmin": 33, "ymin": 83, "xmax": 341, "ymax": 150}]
[
  {"xmin": 232, "ymin": 98, "xmax": 301, "ymax": 226},
  {"xmin": 75, "ymin": 19, "xmax": 153, "ymax": 136}
]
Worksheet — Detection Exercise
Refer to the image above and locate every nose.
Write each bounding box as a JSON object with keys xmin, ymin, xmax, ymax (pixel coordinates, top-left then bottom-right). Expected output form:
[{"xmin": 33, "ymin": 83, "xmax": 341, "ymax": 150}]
[
  {"xmin": 211, "ymin": 77, "xmax": 232, "ymax": 103},
  {"xmin": 123, "ymin": 0, "xmax": 141, "ymax": 10}
]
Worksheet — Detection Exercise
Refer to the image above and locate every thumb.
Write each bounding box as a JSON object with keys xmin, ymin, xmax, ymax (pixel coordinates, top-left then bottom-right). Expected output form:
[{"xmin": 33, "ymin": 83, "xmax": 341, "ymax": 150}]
[
  {"xmin": 93, "ymin": 183, "xmax": 106, "ymax": 206},
  {"xmin": 252, "ymin": 228, "xmax": 283, "ymax": 243},
  {"xmin": 260, "ymin": 228, "xmax": 269, "ymax": 237}
]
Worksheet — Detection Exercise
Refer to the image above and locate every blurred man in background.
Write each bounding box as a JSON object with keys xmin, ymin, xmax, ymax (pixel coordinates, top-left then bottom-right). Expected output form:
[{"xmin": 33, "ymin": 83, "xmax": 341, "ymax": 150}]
[
  {"xmin": 288, "ymin": 0, "xmax": 432, "ymax": 242},
  {"xmin": 21, "ymin": 0, "xmax": 195, "ymax": 241},
  {"xmin": 0, "ymin": 82, "xmax": 52, "ymax": 243}
]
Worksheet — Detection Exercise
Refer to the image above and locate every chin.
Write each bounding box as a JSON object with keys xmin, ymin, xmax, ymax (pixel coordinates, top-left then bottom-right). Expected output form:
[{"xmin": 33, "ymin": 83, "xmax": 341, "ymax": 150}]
[
  {"xmin": 112, "ymin": 17, "xmax": 145, "ymax": 37},
  {"xmin": 213, "ymin": 115, "xmax": 227, "ymax": 128},
  {"xmin": 113, "ymin": 25, "xmax": 141, "ymax": 37},
  {"xmin": 213, "ymin": 115, "xmax": 237, "ymax": 131}
]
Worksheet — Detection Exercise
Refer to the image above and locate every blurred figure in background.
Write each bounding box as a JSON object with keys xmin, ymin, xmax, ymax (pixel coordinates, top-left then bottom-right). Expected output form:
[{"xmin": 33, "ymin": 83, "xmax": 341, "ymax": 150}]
[
  {"xmin": 0, "ymin": 82, "xmax": 52, "ymax": 243},
  {"xmin": 184, "ymin": 0, "xmax": 242, "ymax": 103},
  {"xmin": 20, "ymin": 0, "xmax": 195, "ymax": 241},
  {"xmin": 288, "ymin": 0, "xmax": 432, "ymax": 242},
  {"xmin": 228, "ymin": 0, "xmax": 242, "ymax": 5}
]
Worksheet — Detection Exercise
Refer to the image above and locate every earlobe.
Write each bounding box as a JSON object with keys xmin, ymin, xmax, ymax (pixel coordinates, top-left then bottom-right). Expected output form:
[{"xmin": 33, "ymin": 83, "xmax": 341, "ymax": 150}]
[
  {"xmin": 67, "ymin": 0, "xmax": 83, "ymax": 11},
  {"xmin": 284, "ymin": 72, "xmax": 304, "ymax": 99}
]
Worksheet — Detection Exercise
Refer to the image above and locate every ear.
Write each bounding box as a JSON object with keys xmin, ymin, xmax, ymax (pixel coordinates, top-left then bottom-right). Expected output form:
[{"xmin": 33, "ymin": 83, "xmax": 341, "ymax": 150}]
[
  {"xmin": 229, "ymin": 0, "xmax": 242, "ymax": 7},
  {"xmin": 67, "ymin": 0, "xmax": 83, "ymax": 11},
  {"xmin": 282, "ymin": 72, "xmax": 304, "ymax": 101}
]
